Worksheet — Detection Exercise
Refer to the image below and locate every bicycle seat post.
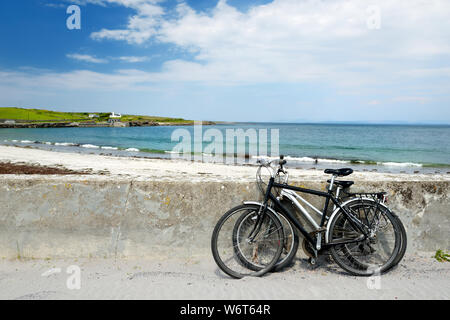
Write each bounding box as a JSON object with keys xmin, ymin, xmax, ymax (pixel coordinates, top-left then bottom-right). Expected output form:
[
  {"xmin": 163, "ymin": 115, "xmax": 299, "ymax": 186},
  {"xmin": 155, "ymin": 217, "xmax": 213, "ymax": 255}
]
[
  {"xmin": 328, "ymin": 174, "xmax": 337, "ymax": 192},
  {"xmin": 333, "ymin": 185, "xmax": 341, "ymax": 211}
]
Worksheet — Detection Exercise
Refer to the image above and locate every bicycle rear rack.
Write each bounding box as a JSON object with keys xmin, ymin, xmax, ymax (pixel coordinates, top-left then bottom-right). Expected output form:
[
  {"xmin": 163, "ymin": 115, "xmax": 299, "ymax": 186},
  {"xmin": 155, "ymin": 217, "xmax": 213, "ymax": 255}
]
[{"xmin": 343, "ymin": 191, "xmax": 387, "ymax": 204}]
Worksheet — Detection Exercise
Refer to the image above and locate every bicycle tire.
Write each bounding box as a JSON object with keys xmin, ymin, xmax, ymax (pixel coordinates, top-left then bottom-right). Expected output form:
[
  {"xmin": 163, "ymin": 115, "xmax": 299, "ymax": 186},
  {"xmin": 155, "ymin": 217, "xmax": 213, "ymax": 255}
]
[
  {"xmin": 328, "ymin": 201, "xmax": 402, "ymax": 276},
  {"xmin": 211, "ymin": 204, "xmax": 284, "ymax": 279},
  {"xmin": 386, "ymin": 213, "xmax": 407, "ymax": 271},
  {"xmin": 334, "ymin": 199, "xmax": 407, "ymax": 272},
  {"xmin": 272, "ymin": 213, "xmax": 299, "ymax": 271},
  {"xmin": 232, "ymin": 208, "xmax": 299, "ymax": 272}
]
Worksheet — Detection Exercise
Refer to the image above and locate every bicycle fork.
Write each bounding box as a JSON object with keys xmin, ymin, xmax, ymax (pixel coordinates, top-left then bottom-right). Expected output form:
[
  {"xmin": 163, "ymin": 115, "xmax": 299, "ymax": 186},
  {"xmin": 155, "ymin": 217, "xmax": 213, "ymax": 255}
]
[{"xmin": 247, "ymin": 177, "xmax": 275, "ymax": 243}]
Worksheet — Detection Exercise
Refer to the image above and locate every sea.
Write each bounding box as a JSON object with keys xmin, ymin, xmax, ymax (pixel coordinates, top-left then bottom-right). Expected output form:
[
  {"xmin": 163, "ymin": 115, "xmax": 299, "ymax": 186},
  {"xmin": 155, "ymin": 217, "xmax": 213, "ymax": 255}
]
[{"xmin": 1, "ymin": 123, "xmax": 449, "ymax": 174}]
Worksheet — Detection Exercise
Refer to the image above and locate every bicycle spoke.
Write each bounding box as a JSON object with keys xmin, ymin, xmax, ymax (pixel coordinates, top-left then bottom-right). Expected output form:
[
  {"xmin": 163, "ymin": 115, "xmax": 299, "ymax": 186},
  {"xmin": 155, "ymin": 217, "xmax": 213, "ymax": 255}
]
[{"xmin": 330, "ymin": 201, "xmax": 401, "ymax": 275}]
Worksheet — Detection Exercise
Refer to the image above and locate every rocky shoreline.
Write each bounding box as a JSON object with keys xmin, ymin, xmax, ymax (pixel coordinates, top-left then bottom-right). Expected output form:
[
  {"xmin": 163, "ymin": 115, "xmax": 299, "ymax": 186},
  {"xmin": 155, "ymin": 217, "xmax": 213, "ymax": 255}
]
[{"xmin": 0, "ymin": 120, "xmax": 215, "ymax": 128}]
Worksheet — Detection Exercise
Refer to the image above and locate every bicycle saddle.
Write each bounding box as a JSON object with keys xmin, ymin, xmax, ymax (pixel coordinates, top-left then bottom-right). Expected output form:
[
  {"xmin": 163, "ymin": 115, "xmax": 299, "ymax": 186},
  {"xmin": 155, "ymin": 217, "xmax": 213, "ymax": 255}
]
[
  {"xmin": 327, "ymin": 179, "xmax": 354, "ymax": 188},
  {"xmin": 324, "ymin": 168, "xmax": 353, "ymax": 177}
]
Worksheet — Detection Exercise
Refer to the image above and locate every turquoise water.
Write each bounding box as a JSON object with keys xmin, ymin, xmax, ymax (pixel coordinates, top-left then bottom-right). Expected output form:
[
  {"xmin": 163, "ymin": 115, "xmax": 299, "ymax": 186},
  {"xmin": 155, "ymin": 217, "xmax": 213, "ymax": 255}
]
[{"xmin": 1, "ymin": 123, "xmax": 449, "ymax": 172}]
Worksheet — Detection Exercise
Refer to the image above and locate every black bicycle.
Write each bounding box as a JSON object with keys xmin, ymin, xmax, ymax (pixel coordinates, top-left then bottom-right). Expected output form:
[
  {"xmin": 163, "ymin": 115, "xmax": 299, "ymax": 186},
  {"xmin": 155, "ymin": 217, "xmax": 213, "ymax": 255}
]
[
  {"xmin": 211, "ymin": 156, "xmax": 404, "ymax": 278},
  {"xmin": 247, "ymin": 172, "xmax": 407, "ymax": 273}
]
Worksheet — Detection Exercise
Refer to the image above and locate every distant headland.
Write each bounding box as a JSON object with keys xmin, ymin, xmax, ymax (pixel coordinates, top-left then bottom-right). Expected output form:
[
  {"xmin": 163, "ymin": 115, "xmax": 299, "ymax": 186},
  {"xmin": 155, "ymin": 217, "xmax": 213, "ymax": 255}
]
[{"xmin": 0, "ymin": 107, "xmax": 215, "ymax": 128}]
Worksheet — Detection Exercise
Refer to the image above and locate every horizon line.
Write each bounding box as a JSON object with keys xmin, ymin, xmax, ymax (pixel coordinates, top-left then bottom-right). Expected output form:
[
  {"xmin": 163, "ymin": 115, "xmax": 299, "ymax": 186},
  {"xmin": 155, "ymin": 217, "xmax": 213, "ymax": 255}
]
[{"xmin": 214, "ymin": 120, "xmax": 450, "ymax": 126}]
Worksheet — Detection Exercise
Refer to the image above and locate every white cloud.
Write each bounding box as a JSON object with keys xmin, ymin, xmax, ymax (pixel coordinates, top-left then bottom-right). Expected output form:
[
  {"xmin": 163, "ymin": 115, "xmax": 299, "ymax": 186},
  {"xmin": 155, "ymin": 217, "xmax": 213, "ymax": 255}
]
[
  {"xmin": 0, "ymin": 69, "xmax": 149, "ymax": 92},
  {"xmin": 4, "ymin": 0, "xmax": 450, "ymax": 102},
  {"xmin": 67, "ymin": 53, "xmax": 150, "ymax": 64},
  {"xmin": 82, "ymin": 0, "xmax": 450, "ymax": 87},
  {"xmin": 400, "ymin": 67, "xmax": 450, "ymax": 78},
  {"xmin": 90, "ymin": 0, "xmax": 164, "ymax": 44},
  {"xmin": 117, "ymin": 56, "xmax": 149, "ymax": 63},
  {"xmin": 45, "ymin": 3, "xmax": 68, "ymax": 8},
  {"xmin": 67, "ymin": 53, "xmax": 108, "ymax": 63}
]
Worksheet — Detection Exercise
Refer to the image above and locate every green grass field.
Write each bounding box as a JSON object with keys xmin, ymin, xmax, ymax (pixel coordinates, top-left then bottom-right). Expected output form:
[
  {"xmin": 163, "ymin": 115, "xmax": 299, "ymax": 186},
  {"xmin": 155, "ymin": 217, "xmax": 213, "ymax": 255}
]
[{"xmin": 0, "ymin": 107, "xmax": 192, "ymax": 124}]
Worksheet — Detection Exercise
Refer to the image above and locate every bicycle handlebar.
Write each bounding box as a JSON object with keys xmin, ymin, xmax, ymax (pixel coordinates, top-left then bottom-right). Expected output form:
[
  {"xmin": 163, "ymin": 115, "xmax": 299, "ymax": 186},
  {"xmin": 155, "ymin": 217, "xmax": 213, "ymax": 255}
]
[{"xmin": 256, "ymin": 155, "xmax": 288, "ymax": 181}]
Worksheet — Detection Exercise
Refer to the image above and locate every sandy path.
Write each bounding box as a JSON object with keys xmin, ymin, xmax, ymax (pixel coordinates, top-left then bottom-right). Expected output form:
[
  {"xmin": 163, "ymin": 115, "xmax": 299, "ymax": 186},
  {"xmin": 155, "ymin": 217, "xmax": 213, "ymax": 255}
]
[
  {"xmin": 1, "ymin": 145, "xmax": 449, "ymax": 182},
  {"xmin": 0, "ymin": 252, "xmax": 448, "ymax": 300}
]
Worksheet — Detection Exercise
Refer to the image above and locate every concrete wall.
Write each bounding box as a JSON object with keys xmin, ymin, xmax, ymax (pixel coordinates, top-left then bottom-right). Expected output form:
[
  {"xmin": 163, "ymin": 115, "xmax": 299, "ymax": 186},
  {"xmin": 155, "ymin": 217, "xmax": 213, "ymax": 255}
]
[{"xmin": 0, "ymin": 176, "xmax": 448, "ymax": 260}]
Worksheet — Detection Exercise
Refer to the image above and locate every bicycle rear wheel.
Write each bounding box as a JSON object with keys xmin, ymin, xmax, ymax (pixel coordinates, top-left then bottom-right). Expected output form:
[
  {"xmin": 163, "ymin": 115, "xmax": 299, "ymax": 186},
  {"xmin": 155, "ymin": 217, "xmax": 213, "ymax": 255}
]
[
  {"xmin": 386, "ymin": 213, "xmax": 407, "ymax": 271},
  {"xmin": 211, "ymin": 204, "xmax": 283, "ymax": 279},
  {"xmin": 329, "ymin": 201, "xmax": 401, "ymax": 276}
]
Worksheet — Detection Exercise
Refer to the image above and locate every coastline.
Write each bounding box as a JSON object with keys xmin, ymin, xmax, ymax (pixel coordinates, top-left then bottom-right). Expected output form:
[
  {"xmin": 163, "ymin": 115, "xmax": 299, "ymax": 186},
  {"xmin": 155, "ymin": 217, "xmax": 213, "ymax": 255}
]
[
  {"xmin": 1, "ymin": 122, "xmax": 448, "ymax": 174},
  {"xmin": 0, "ymin": 120, "xmax": 215, "ymax": 129},
  {"xmin": 0, "ymin": 145, "xmax": 449, "ymax": 181},
  {"xmin": 1, "ymin": 140, "xmax": 449, "ymax": 175}
]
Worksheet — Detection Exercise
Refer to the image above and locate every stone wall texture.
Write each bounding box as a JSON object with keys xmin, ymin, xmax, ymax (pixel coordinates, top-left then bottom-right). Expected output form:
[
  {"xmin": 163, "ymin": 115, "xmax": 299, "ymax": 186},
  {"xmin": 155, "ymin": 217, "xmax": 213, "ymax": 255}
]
[{"xmin": 0, "ymin": 176, "xmax": 448, "ymax": 260}]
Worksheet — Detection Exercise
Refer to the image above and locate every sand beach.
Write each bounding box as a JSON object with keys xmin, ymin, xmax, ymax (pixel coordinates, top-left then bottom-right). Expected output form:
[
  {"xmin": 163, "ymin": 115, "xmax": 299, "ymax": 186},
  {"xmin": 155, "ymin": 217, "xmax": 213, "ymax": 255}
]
[{"xmin": 0, "ymin": 145, "xmax": 449, "ymax": 299}]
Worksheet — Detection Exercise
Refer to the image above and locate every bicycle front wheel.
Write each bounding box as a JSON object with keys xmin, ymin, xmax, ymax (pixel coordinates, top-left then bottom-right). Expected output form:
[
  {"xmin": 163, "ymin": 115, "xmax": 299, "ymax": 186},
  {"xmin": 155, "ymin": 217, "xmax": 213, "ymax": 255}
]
[
  {"xmin": 329, "ymin": 201, "xmax": 402, "ymax": 276},
  {"xmin": 211, "ymin": 204, "xmax": 284, "ymax": 279},
  {"xmin": 233, "ymin": 209, "xmax": 299, "ymax": 272}
]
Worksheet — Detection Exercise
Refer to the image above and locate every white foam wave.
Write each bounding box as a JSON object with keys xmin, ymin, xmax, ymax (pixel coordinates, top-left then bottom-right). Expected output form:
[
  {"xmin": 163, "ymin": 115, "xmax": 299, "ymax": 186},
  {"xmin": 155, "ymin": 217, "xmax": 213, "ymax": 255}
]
[
  {"xmin": 55, "ymin": 142, "xmax": 76, "ymax": 146},
  {"xmin": 81, "ymin": 144, "xmax": 100, "ymax": 149},
  {"xmin": 379, "ymin": 161, "xmax": 422, "ymax": 167},
  {"xmin": 101, "ymin": 146, "xmax": 118, "ymax": 150},
  {"xmin": 125, "ymin": 148, "xmax": 139, "ymax": 152},
  {"xmin": 253, "ymin": 155, "xmax": 349, "ymax": 164}
]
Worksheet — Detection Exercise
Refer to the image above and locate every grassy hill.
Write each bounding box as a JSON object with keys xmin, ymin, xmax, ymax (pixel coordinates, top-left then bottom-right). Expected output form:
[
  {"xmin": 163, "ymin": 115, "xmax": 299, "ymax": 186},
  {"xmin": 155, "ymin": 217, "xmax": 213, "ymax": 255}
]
[
  {"xmin": 0, "ymin": 107, "xmax": 193, "ymax": 124},
  {"xmin": 0, "ymin": 107, "xmax": 90, "ymax": 122}
]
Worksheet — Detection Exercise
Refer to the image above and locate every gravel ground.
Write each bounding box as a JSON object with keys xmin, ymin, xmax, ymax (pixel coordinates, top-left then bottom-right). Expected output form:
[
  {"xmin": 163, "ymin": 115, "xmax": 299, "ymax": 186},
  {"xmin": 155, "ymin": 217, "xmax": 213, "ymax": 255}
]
[{"xmin": 0, "ymin": 252, "xmax": 448, "ymax": 300}]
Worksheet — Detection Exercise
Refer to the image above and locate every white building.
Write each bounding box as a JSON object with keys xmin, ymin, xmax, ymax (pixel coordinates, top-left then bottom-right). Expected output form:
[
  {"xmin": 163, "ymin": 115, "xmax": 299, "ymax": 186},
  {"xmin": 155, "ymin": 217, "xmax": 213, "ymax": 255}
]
[
  {"xmin": 109, "ymin": 112, "xmax": 122, "ymax": 119},
  {"xmin": 108, "ymin": 112, "xmax": 122, "ymax": 124}
]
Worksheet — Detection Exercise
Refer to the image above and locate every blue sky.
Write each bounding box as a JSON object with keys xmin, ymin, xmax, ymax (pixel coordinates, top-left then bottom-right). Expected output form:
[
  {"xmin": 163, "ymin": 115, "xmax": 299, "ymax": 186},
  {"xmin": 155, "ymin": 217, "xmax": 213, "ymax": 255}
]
[{"xmin": 0, "ymin": 0, "xmax": 449, "ymax": 123}]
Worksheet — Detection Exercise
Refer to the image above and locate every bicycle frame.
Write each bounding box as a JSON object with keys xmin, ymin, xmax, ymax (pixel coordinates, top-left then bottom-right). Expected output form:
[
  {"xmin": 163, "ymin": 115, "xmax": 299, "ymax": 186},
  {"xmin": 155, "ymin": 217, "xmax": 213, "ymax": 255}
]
[
  {"xmin": 280, "ymin": 185, "xmax": 386, "ymax": 227},
  {"xmin": 259, "ymin": 177, "xmax": 369, "ymax": 251},
  {"xmin": 280, "ymin": 189, "xmax": 326, "ymax": 230}
]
